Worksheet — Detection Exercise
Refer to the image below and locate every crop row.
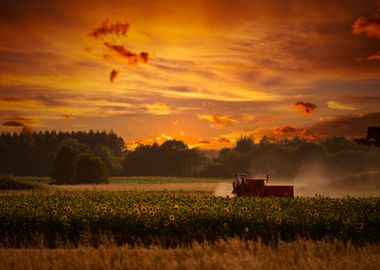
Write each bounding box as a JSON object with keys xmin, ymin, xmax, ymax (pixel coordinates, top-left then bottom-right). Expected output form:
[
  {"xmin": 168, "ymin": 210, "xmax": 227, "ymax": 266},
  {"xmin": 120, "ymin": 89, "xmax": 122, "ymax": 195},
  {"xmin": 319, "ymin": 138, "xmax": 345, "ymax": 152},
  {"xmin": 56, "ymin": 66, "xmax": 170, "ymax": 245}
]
[{"xmin": 0, "ymin": 192, "xmax": 379, "ymax": 247}]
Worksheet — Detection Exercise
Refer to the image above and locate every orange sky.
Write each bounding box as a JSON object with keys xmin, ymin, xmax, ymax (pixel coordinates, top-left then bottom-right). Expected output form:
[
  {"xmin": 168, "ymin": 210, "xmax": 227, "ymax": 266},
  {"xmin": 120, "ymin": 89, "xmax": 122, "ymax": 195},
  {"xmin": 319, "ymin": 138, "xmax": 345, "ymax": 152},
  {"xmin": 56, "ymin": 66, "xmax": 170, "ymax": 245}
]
[{"xmin": 1, "ymin": 0, "xmax": 380, "ymax": 149}]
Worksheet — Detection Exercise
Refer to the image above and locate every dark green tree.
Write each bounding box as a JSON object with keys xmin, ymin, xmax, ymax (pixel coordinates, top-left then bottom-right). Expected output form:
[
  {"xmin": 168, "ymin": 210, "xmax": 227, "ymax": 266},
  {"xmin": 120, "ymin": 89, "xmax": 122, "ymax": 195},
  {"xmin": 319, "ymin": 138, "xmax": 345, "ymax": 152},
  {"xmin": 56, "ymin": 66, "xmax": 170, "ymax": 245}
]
[
  {"xmin": 51, "ymin": 144, "xmax": 80, "ymax": 184},
  {"xmin": 75, "ymin": 154, "xmax": 109, "ymax": 183}
]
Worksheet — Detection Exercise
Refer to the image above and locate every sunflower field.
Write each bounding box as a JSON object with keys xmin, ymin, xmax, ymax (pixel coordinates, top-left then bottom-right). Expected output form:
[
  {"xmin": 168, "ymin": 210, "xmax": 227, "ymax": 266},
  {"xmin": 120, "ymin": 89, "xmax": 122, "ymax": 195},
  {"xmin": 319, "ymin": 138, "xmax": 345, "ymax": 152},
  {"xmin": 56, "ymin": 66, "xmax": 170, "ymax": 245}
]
[{"xmin": 0, "ymin": 191, "xmax": 379, "ymax": 247}]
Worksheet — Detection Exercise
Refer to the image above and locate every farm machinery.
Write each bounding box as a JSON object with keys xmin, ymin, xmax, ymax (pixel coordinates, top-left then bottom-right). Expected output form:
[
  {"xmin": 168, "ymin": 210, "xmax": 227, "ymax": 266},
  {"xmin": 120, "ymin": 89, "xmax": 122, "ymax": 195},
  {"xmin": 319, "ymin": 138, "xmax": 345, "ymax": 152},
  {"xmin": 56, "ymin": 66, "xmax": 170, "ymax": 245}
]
[{"xmin": 232, "ymin": 173, "xmax": 294, "ymax": 197}]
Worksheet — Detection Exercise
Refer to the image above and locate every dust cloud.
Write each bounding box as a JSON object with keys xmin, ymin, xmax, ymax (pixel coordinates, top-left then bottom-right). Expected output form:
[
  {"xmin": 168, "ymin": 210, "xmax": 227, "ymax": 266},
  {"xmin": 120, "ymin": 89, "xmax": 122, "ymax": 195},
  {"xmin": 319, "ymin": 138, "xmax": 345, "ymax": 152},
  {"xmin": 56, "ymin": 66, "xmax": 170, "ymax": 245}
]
[
  {"xmin": 293, "ymin": 164, "xmax": 380, "ymax": 197},
  {"xmin": 214, "ymin": 182, "xmax": 234, "ymax": 197}
]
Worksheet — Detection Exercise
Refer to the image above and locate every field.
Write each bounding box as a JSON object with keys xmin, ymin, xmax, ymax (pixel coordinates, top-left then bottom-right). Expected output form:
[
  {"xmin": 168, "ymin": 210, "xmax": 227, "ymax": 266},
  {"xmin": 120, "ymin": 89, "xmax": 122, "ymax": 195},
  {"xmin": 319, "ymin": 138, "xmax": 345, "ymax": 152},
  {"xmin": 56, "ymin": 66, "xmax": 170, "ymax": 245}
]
[
  {"xmin": 1, "ymin": 191, "xmax": 379, "ymax": 248},
  {"xmin": 1, "ymin": 176, "xmax": 379, "ymax": 269},
  {"xmin": 1, "ymin": 239, "xmax": 379, "ymax": 270}
]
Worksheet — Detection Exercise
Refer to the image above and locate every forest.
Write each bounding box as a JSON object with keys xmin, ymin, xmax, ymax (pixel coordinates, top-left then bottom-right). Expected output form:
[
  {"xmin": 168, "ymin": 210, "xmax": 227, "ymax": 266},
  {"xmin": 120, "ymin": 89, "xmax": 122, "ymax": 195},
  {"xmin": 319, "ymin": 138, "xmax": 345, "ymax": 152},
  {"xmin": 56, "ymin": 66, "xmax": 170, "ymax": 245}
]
[{"xmin": 0, "ymin": 127, "xmax": 379, "ymax": 183}]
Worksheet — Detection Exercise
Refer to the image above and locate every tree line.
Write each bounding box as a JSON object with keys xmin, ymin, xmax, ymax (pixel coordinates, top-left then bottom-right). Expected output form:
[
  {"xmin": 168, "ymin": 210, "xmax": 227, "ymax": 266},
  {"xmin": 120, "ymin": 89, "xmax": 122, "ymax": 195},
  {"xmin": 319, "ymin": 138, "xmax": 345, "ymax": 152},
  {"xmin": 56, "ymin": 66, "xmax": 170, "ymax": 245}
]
[{"xmin": 0, "ymin": 127, "xmax": 379, "ymax": 183}]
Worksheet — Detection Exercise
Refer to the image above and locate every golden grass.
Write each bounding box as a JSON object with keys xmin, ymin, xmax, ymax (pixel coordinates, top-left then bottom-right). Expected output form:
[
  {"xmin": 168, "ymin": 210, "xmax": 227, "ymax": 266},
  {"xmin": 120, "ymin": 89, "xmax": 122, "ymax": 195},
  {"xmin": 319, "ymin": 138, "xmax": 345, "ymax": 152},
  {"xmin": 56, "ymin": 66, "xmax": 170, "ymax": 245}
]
[{"xmin": 0, "ymin": 239, "xmax": 379, "ymax": 270}]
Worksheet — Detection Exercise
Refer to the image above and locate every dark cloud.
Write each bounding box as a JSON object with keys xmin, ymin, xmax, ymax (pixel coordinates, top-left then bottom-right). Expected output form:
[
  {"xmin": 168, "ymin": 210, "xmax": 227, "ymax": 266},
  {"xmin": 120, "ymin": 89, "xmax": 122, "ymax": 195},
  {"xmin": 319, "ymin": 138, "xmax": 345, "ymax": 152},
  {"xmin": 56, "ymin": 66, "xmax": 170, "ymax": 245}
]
[
  {"xmin": 2, "ymin": 121, "xmax": 25, "ymax": 127},
  {"xmin": 293, "ymin": 101, "xmax": 317, "ymax": 115},
  {"xmin": 109, "ymin": 69, "xmax": 120, "ymax": 82},
  {"xmin": 197, "ymin": 139, "xmax": 211, "ymax": 144},
  {"xmin": 275, "ymin": 126, "xmax": 299, "ymax": 134},
  {"xmin": 352, "ymin": 16, "xmax": 380, "ymax": 38},
  {"xmin": 89, "ymin": 19, "xmax": 130, "ymax": 39},
  {"xmin": 103, "ymin": 42, "xmax": 149, "ymax": 64},
  {"xmin": 272, "ymin": 126, "xmax": 318, "ymax": 140},
  {"xmin": 309, "ymin": 112, "xmax": 380, "ymax": 138},
  {"xmin": 368, "ymin": 50, "xmax": 380, "ymax": 60},
  {"xmin": 218, "ymin": 137, "xmax": 231, "ymax": 143},
  {"xmin": 1, "ymin": 117, "xmax": 38, "ymax": 127},
  {"xmin": 62, "ymin": 114, "xmax": 73, "ymax": 119}
]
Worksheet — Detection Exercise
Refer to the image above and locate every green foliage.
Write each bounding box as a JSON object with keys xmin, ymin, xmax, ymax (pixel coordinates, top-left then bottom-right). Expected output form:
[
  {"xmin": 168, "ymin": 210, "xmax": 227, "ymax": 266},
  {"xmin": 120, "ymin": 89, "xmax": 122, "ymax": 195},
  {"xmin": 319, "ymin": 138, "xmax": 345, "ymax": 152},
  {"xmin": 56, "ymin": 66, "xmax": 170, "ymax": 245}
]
[
  {"xmin": 51, "ymin": 140, "xmax": 109, "ymax": 184},
  {"xmin": 0, "ymin": 192, "xmax": 379, "ymax": 247},
  {"xmin": 235, "ymin": 136, "xmax": 255, "ymax": 154},
  {"xmin": 0, "ymin": 130, "xmax": 125, "ymax": 177},
  {"xmin": 0, "ymin": 174, "xmax": 38, "ymax": 190},
  {"xmin": 355, "ymin": 126, "xmax": 380, "ymax": 147},
  {"xmin": 76, "ymin": 154, "xmax": 109, "ymax": 184},
  {"xmin": 123, "ymin": 140, "xmax": 207, "ymax": 176}
]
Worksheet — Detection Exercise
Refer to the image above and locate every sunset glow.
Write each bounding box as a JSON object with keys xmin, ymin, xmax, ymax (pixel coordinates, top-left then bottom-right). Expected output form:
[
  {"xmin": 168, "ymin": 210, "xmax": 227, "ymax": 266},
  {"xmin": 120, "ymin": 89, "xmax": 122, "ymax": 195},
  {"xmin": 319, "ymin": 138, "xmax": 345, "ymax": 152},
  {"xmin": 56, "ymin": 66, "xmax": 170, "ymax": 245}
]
[{"xmin": 1, "ymin": 0, "xmax": 380, "ymax": 149}]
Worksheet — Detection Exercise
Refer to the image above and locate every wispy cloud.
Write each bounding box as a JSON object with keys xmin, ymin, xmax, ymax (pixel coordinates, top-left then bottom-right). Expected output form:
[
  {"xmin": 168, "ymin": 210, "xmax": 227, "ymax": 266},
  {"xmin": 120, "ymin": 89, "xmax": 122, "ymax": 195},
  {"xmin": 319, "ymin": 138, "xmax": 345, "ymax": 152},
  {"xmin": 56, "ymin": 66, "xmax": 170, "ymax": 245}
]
[
  {"xmin": 198, "ymin": 114, "xmax": 237, "ymax": 127},
  {"xmin": 145, "ymin": 102, "xmax": 171, "ymax": 115},
  {"xmin": 327, "ymin": 101, "xmax": 355, "ymax": 111},
  {"xmin": 1, "ymin": 117, "xmax": 38, "ymax": 127}
]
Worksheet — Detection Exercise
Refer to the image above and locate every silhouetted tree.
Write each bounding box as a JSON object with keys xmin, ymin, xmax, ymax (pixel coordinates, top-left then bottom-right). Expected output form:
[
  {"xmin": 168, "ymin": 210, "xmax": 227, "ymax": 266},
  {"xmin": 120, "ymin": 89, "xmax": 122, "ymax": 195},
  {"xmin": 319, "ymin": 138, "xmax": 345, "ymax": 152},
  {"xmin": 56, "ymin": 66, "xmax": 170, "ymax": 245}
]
[
  {"xmin": 76, "ymin": 154, "xmax": 109, "ymax": 183},
  {"xmin": 235, "ymin": 136, "xmax": 255, "ymax": 154},
  {"xmin": 51, "ymin": 144, "xmax": 81, "ymax": 184}
]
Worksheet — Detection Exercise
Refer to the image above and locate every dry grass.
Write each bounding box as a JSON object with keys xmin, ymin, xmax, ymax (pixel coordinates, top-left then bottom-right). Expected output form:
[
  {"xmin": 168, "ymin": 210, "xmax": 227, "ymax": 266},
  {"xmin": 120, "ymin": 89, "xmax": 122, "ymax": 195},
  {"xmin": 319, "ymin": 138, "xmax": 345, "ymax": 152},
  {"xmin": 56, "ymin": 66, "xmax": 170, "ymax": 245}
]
[{"xmin": 0, "ymin": 239, "xmax": 379, "ymax": 270}]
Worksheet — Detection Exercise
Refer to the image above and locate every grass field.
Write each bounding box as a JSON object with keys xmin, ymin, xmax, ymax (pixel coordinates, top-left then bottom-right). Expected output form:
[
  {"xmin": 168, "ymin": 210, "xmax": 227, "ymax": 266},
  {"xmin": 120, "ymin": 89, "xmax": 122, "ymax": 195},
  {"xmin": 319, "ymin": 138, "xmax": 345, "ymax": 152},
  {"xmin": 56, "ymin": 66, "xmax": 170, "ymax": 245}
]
[{"xmin": 1, "ymin": 239, "xmax": 379, "ymax": 270}]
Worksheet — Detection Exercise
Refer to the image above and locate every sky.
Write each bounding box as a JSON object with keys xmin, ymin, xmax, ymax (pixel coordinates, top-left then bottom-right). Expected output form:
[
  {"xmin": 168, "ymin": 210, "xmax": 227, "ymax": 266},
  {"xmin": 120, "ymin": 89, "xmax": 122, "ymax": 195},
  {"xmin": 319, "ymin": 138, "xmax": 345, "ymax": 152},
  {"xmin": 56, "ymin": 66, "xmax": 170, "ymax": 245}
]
[{"xmin": 0, "ymin": 0, "xmax": 380, "ymax": 149}]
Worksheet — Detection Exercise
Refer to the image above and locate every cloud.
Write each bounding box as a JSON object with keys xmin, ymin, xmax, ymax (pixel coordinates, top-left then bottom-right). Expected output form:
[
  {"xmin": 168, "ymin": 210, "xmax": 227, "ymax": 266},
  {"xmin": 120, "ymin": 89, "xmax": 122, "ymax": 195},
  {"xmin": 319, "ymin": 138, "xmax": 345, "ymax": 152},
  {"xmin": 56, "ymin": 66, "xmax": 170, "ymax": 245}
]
[
  {"xmin": 109, "ymin": 69, "xmax": 120, "ymax": 83},
  {"xmin": 275, "ymin": 126, "xmax": 299, "ymax": 134},
  {"xmin": 103, "ymin": 42, "xmax": 149, "ymax": 64},
  {"xmin": 368, "ymin": 50, "xmax": 380, "ymax": 60},
  {"xmin": 352, "ymin": 16, "xmax": 380, "ymax": 38},
  {"xmin": 89, "ymin": 19, "xmax": 130, "ymax": 39},
  {"xmin": 197, "ymin": 139, "xmax": 211, "ymax": 144},
  {"xmin": 145, "ymin": 102, "xmax": 171, "ymax": 115},
  {"xmin": 1, "ymin": 116, "xmax": 38, "ymax": 127},
  {"xmin": 2, "ymin": 121, "xmax": 25, "ymax": 127},
  {"xmin": 155, "ymin": 134, "xmax": 173, "ymax": 142},
  {"xmin": 293, "ymin": 101, "xmax": 317, "ymax": 115},
  {"xmin": 218, "ymin": 137, "xmax": 231, "ymax": 143},
  {"xmin": 198, "ymin": 114, "xmax": 237, "ymax": 126},
  {"xmin": 327, "ymin": 101, "xmax": 355, "ymax": 110},
  {"xmin": 274, "ymin": 126, "xmax": 318, "ymax": 140},
  {"xmin": 309, "ymin": 112, "xmax": 380, "ymax": 138}
]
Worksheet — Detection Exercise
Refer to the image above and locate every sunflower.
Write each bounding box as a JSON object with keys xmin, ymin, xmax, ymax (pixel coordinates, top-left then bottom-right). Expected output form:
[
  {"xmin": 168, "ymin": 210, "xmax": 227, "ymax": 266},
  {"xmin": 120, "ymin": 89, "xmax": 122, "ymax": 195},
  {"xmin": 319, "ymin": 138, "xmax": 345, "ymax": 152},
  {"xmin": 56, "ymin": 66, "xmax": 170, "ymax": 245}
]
[
  {"xmin": 244, "ymin": 227, "xmax": 249, "ymax": 233},
  {"xmin": 356, "ymin": 222, "xmax": 365, "ymax": 231},
  {"xmin": 93, "ymin": 215, "xmax": 99, "ymax": 221},
  {"xmin": 52, "ymin": 210, "xmax": 58, "ymax": 217},
  {"xmin": 173, "ymin": 204, "xmax": 179, "ymax": 211},
  {"xmin": 342, "ymin": 217, "xmax": 350, "ymax": 224},
  {"xmin": 169, "ymin": 214, "xmax": 175, "ymax": 221},
  {"xmin": 223, "ymin": 222, "xmax": 228, "ymax": 228},
  {"xmin": 223, "ymin": 208, "xmax": 229, "ymax": 213},
  {"xmin": 149, "ymin": 211, "xmax": 155, "ymax": 217},
  {"xmin": 134, "ymin": 208, "xmax": 140, "ymax": 214}
]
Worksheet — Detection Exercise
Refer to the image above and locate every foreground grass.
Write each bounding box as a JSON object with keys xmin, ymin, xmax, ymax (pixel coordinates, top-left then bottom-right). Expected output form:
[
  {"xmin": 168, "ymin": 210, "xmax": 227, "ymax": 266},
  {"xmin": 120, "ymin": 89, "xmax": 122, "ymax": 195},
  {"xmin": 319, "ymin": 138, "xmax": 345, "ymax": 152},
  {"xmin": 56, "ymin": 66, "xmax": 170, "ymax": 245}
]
[{"xmin": 0, "ymin": 239, "xmax": 379, "ymax": 270}]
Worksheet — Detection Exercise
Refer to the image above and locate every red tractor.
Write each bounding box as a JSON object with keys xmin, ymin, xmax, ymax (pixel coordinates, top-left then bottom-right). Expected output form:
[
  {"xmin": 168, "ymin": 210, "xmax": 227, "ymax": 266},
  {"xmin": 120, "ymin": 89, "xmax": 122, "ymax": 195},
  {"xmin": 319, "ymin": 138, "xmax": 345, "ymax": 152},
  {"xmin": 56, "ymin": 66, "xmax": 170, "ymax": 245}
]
[{"xmin": 232, "ymin": 173, "xmax": 294, "ymax": 197}]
